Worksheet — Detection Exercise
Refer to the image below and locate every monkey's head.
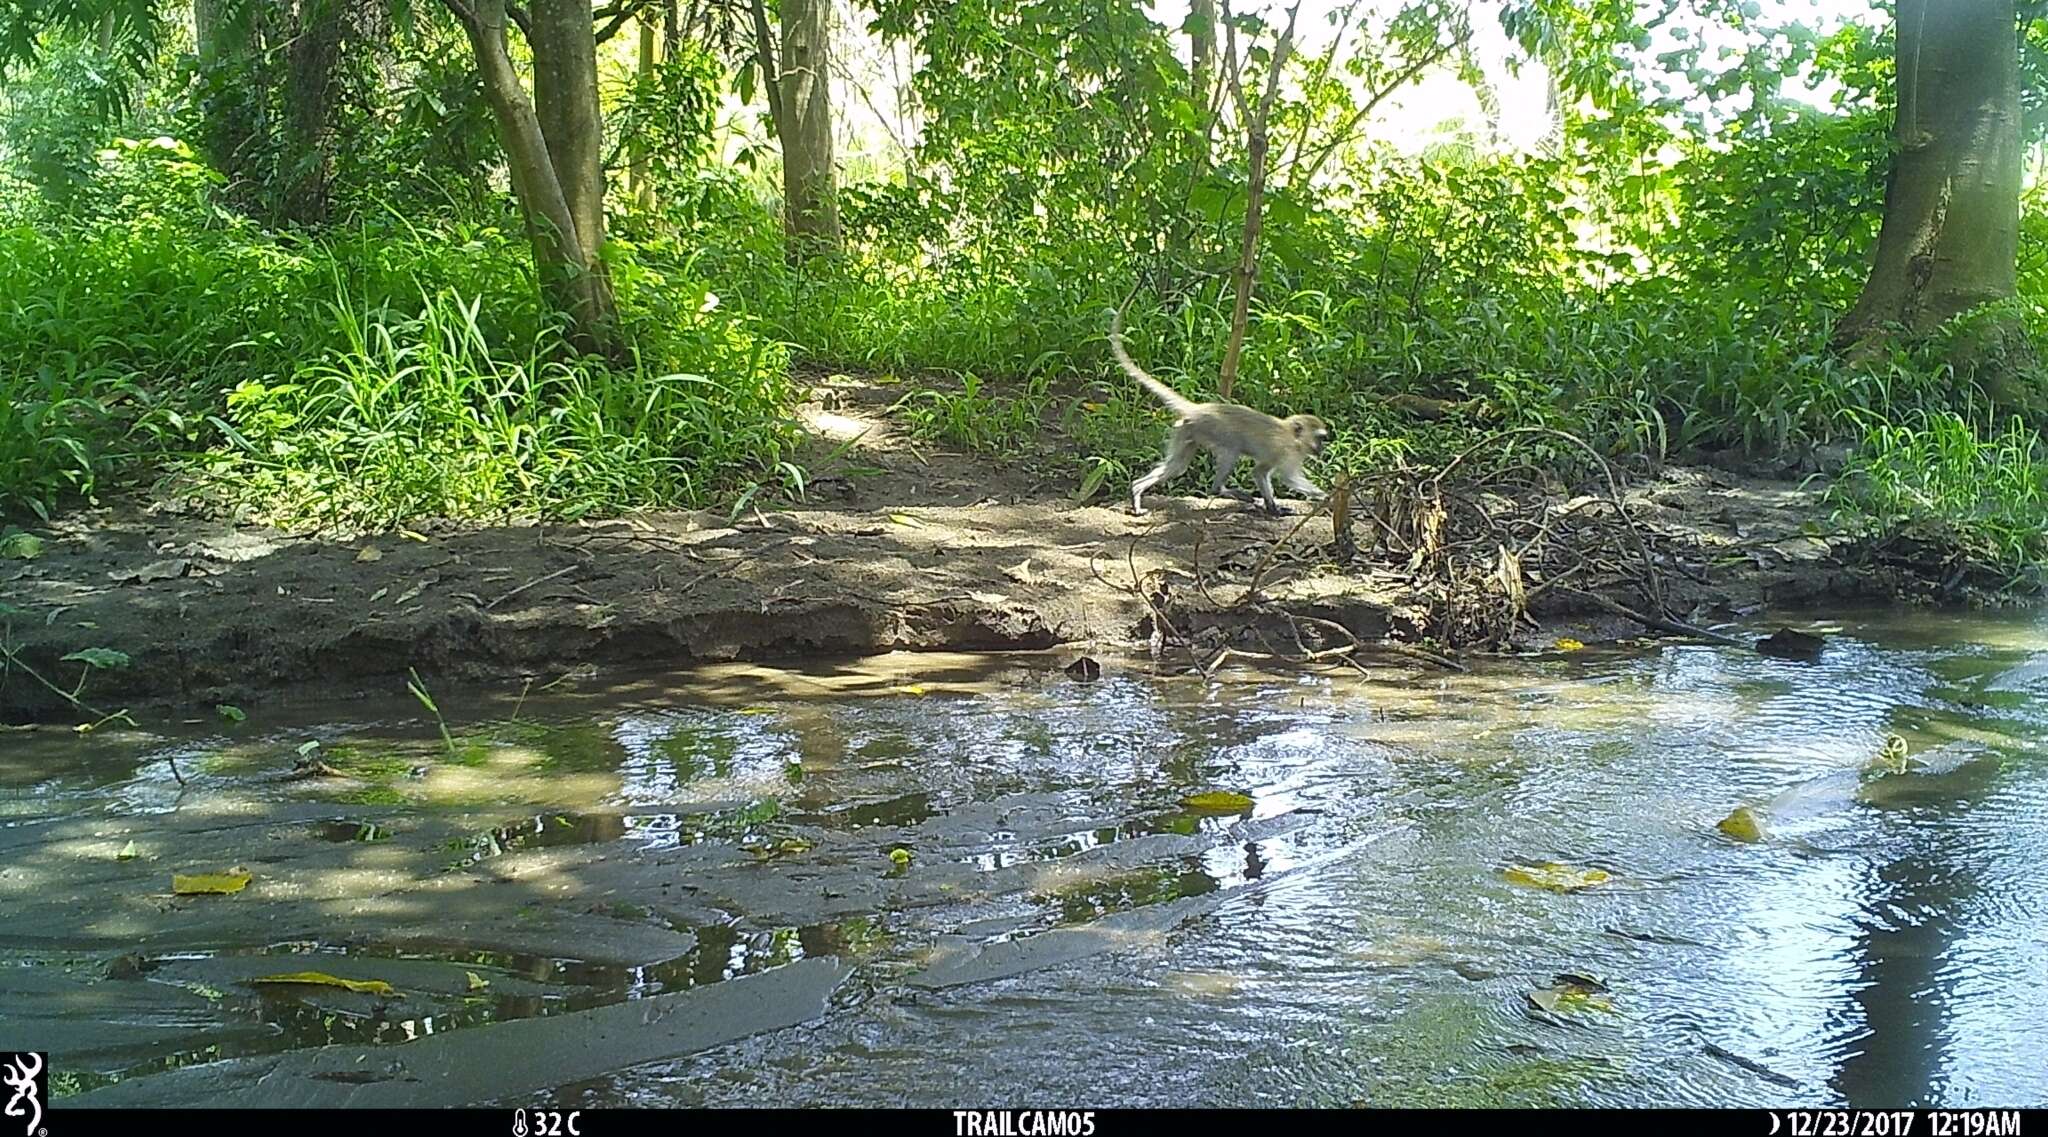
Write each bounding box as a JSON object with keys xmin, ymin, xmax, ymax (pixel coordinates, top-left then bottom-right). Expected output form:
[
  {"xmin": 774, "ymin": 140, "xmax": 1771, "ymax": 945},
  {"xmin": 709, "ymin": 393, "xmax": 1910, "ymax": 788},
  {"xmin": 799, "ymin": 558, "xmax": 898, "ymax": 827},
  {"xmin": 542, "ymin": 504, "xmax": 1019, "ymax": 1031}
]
[{"xmin": 1286, "ymin": 414, "xmax": 1331, "ymax": 456}]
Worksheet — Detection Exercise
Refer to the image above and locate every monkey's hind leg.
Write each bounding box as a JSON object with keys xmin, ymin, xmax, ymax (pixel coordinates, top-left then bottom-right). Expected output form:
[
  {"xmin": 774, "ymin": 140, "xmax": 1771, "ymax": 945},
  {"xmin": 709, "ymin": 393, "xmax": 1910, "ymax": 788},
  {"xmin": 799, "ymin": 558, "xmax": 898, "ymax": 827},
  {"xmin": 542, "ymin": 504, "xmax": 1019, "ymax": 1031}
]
[
  {"xmin": 1207, "ymin": 447, "xmax": 1250, "ymax": 502},
  {"xmin": 1130, "ymin": 429, "xmax": 1195, "ymax": 515}
]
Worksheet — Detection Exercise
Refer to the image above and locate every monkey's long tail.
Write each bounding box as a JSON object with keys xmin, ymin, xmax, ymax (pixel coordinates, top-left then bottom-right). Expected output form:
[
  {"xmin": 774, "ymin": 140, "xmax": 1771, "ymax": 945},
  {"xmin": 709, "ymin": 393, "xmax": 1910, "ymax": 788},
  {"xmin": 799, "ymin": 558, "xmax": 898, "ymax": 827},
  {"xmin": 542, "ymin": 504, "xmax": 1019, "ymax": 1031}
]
[{"xmin": 1105, "ymin": 307, "xmax": 1196, "ymax": 417}]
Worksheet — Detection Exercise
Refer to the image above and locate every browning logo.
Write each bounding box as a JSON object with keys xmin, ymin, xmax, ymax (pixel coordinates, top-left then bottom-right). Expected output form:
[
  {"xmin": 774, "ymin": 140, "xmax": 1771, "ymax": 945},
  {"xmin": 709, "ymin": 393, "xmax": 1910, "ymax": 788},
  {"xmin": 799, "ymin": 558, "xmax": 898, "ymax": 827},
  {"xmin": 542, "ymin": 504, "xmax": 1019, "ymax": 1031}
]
[{"xmin": 0, "ymin": 1053, "xmax": 43, "ymax": 1137}]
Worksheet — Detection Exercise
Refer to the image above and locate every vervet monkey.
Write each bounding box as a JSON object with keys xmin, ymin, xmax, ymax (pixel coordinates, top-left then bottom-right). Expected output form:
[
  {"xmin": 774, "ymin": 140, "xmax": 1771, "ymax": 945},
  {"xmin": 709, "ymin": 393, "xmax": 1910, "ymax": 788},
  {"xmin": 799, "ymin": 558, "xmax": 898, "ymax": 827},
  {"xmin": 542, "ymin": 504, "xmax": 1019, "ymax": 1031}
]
[{"xmin": 1107, "ymin": 309, "xmax": 1330, "ymax": 516}]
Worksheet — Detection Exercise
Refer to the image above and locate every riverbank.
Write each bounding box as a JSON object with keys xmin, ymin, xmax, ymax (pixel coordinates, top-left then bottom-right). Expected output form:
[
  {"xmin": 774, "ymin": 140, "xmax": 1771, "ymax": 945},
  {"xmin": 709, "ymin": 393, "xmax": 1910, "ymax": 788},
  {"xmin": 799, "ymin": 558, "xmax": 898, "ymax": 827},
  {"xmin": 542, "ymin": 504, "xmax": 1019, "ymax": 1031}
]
[{"xmin": 0, "ymin": 376, "xmax": 1986, "ymax": 722}]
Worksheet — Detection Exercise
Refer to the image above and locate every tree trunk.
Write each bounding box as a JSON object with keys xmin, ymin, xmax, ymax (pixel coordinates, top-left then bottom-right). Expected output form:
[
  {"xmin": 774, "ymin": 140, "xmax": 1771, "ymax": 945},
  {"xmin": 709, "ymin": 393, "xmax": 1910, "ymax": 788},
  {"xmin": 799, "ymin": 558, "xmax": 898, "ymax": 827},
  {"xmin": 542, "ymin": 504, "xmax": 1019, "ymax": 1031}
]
[
  {"xmin": 756, "ymin": 0, "xmax": 841, "ymax": 260},
  {"xmin": 1217, "ymin": 2, "xmax": 1299, "ymax": 401},
  {"xmin": 281, "ymin": 0, "xmax": 347, "ymax": 225},
  {"xmin": 1189, "ymin": 0, "xmax": 1215, "ymax": 110},
  {"xmin": 446, "ymin": 0, "xmax": 618, "ymax": 353},
  {"xmin": 630, "ymin": 15, "xmax": 656, "ymax": 211},
  {"xmin": 1833, "ymin": 0, "xmax": 2028, "ymax": 397},
  {"xmin": 528, "ymin": 0, "xmax": 607, "ymax": 259}
]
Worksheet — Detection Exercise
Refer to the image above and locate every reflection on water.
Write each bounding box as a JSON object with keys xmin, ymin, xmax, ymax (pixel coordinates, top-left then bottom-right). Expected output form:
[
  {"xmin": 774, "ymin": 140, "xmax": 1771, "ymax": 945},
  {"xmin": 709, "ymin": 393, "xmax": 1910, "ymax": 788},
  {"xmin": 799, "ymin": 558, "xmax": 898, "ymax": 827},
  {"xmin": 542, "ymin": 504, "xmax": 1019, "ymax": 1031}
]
[{"xmin": 3, "ymin": 609, "xmax": 2046, "ymax": 1107}]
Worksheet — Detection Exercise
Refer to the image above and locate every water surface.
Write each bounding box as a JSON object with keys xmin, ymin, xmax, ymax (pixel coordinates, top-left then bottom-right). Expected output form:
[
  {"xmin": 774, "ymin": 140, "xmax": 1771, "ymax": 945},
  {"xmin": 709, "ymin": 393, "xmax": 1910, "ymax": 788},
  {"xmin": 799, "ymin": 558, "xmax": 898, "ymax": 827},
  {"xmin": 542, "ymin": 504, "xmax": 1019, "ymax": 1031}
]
[{"xmin": 3, "ymin": 608, "xmax": 2045, "ymax": 1107}]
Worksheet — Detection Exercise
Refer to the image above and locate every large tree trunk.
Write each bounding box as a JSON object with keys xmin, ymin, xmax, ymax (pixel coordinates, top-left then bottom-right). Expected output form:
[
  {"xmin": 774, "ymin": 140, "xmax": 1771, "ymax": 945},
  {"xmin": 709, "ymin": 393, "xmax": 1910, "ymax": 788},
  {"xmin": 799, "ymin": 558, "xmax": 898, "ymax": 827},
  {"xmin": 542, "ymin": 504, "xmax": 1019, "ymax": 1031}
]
[
  {"xmin": 281, "ymin": 0, "xmax": 348, "ymax": 225},
  {"xmin": 780, "ymin": 0, "xmax": 843, "ymax": 257},
  {"xmin": 752, "ymin": 0, "xmax": 842, "ymax": 260},
  {"xmin": 446, "ymin": 0, "xmax": 618, "ymax": 353},
  {"xmin": 1833, "ymin": 0, "xmax": 2027, "ymax": 394},
  {"xmin": 529, "ymin": 0, "xmax": 607, "ymax": 259}
]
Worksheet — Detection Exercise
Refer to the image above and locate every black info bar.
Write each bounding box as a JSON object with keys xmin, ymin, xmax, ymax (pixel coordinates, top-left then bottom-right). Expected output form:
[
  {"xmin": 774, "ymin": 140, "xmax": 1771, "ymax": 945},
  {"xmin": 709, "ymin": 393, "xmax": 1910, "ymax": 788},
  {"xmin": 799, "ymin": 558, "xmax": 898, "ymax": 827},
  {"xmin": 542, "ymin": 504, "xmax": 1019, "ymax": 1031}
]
[{"xmin": 31, "ymin": 1107, "xmax": 2045, "ymax": 1137}]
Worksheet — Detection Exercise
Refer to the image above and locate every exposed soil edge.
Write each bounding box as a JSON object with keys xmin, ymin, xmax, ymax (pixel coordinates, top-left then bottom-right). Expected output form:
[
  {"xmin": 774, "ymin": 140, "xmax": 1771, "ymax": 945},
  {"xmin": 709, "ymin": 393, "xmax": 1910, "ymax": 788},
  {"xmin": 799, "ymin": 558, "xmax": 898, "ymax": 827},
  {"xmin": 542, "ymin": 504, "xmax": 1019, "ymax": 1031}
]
[{"xmin": 0, "ymin": 379, "xmax": 2003, "ymax": 723}]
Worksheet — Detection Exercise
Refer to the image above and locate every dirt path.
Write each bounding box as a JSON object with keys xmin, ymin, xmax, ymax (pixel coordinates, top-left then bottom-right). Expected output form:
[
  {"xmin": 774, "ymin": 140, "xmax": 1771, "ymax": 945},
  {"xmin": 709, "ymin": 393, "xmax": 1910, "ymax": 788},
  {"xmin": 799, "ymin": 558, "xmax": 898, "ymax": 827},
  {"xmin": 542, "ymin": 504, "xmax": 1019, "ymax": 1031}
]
[{"xmin": 0, "ymin": 376, "xmax": 1923, "ymax": 721}]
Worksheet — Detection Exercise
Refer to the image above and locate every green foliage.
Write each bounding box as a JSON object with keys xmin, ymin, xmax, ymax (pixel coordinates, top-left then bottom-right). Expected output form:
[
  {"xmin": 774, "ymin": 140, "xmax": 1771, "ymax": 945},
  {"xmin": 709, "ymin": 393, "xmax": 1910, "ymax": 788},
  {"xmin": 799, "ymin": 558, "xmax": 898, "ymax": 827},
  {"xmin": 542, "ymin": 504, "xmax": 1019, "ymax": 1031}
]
[
  {"xmin": 0, "ymin": 0, "xmax": 2044, "ymax": 580},
  {"xmin": 607, "ymin": 42, "xmax": 723, "ymax": 197},
  {"xmin": 0, "ymin": 196, "xmax": 795, "ymax": 523},
  {"xmin": 716, "ymin": 107, "xmax": 1954, "ymax": 484},
  {"xmin": 0, "ymin": 0, "xmax": 160, "ymax": 77},
  {"xmin": 0, "ymin": 32, "xmax": 131, "ymax": 205},
  {"xmin": 1831, "ymin": 412, "xmax": 2048, "ymax": 582},
  {"xmin": 895, "ymin": 370, "xmax": 1053, "ymax": 453},
  {"xmin": 201, "ymin": 284, "xmax": 794, "ymax": 528}
]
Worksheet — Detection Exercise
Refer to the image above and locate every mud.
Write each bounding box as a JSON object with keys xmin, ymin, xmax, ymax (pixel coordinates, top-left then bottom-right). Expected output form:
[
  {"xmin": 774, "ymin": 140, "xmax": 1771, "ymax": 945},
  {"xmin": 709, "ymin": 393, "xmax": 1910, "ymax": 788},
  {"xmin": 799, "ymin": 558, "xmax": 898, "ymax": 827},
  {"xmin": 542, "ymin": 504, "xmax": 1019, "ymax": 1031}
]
[{"xmin": 0, "ymin": 375, "xmax": 1937, "ymax": 721}]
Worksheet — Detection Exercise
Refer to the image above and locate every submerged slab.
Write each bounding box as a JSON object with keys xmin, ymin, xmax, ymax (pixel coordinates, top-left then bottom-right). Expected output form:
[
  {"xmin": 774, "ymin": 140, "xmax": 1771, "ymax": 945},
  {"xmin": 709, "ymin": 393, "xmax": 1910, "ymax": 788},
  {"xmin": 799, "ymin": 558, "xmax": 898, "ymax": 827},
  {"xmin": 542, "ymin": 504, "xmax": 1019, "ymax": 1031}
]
[
  {"xmin": 67, "ymin": 955, "xmax": 852, "ymax": 1108},
  {"xmin": 905, "ymin": 890, "xmax": 1237, "ymax": 990}
]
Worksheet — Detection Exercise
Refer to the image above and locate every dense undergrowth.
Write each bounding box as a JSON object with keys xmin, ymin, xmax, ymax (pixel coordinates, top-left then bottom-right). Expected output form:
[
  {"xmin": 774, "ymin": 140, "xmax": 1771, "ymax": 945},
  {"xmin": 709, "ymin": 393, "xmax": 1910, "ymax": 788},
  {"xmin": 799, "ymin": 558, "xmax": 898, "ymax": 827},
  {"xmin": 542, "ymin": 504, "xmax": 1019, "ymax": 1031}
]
[
  {"xmin": 0, "ymin": 142, "xmax": 797, "ymax": 527},
  {"xmin": 4, "ymin": 47, "xmax": 2048, "ymax": 579}
]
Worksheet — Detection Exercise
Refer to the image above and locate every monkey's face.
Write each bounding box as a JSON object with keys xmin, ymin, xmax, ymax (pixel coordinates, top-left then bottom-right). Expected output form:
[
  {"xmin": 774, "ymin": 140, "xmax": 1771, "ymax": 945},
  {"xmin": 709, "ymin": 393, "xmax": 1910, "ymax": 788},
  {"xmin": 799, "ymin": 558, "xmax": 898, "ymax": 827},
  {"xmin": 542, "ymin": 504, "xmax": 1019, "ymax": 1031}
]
[{"xmin": 1289, "ymin": 415, "xmax": 1331, "ymax": 456}]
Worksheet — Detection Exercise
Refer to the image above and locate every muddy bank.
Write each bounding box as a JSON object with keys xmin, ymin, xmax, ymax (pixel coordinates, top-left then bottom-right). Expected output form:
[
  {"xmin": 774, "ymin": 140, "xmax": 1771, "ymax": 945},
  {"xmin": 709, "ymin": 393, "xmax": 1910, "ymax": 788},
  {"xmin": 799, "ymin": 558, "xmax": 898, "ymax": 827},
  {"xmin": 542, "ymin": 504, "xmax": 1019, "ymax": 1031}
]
[{"xmin": 0, "ymin": 379, "xmax": 1949, "ymax": 722}]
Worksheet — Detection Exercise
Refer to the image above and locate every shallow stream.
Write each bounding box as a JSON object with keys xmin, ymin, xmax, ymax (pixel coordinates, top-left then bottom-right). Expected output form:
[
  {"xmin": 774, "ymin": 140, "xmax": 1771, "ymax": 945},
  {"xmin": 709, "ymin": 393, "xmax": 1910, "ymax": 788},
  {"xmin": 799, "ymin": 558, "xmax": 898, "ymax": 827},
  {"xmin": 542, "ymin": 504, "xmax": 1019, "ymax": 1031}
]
[{"xmin": 3, "ymin": 608, "xmax": 2045, "ymax": 1107}]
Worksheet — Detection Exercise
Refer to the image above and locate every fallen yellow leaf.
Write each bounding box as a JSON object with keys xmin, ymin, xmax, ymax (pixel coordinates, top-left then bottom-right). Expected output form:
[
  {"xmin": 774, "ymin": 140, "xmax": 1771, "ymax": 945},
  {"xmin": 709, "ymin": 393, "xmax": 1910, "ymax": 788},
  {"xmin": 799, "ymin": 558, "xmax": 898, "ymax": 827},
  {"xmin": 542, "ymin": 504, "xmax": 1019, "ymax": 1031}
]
[
  {"xmin": 1181, "ymin": 790, "xmax": 1256, "ymax": 813},
  {"xmin": 1865, "ymin": 733, "xmax": 1911, "ymax": 777},
  {"xmin": 1503, "ymin": 863, "xmax": 1611, "ymax": 893},
  {"xmin": 892, "ymin": 684, "xmax": 930, "ymax": 696},
  {"xmin": 1528, "ymin": 988, "xmax": 1614, "ymax": 1014},
  {"xmin": 354, "ymin": 546, "xmax": 383, "ymax": 563},
  {"xmin": 1554, "ymin": 638, "xmax": 1585, "ymax": 652},
  {"xmin": 1716, "ymin": 806, "xmax": 1766, "ymax": 843},
  {"xmin": 465, "ymin": 971, "xmax": 489, "ymax": 991},
  {"xmin": 172, "ymin": 869, "xmax": 252, "ymax": 895},
  {"xmin": 888, "ymin": 513, "xmax": 925, "ymax": 528},
  {"xmin": 249, "ymin": 971, "xmax": 396, "ymax": 996}
]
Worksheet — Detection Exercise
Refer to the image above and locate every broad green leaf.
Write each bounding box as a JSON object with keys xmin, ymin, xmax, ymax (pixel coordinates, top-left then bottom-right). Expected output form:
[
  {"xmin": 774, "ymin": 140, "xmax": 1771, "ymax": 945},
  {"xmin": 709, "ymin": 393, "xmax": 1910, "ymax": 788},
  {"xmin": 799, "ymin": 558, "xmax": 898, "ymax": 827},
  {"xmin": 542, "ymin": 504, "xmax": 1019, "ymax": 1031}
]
[
  {"xmin": 0, "ymin": 532, "xmax": 44, "ymax": 560},
  {"xmin": 62, "ymin": 648, "xmax": 130, "ymax": 670}
]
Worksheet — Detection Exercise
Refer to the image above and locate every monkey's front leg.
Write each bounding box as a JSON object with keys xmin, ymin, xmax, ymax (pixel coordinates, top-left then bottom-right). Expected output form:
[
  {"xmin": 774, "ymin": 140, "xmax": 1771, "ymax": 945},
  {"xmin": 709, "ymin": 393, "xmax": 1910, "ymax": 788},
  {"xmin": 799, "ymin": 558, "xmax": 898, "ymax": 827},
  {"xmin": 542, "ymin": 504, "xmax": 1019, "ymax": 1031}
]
[{"xmin": 1255, "ymin": 470, "xmax": 1287, "ymax": 516}]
